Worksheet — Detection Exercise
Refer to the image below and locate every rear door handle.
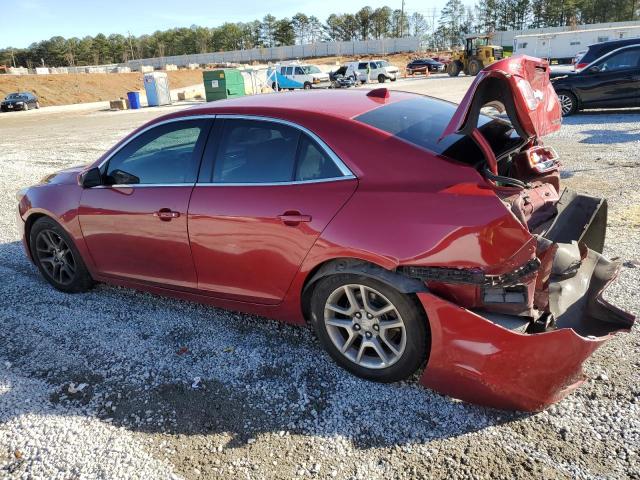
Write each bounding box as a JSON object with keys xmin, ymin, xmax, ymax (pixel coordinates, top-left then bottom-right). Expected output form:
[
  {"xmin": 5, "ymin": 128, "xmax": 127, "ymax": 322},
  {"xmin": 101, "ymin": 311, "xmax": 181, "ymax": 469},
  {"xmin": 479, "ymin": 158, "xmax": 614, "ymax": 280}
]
[
  {"xmin": 154, "ymin": 208, "xmax": 180, "ymax": 221},
  {"xmin": 278, "ymin": 211, "xmax": 312, "ymax": 226}
]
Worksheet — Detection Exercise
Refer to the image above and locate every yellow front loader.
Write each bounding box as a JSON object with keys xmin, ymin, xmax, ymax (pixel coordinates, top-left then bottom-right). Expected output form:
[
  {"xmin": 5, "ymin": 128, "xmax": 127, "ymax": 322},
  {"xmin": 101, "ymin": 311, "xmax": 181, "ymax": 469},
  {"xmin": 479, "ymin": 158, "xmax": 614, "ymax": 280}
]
[{"xmin": 447, "ymin": 35, "xmax": 504, "ymax": 77}]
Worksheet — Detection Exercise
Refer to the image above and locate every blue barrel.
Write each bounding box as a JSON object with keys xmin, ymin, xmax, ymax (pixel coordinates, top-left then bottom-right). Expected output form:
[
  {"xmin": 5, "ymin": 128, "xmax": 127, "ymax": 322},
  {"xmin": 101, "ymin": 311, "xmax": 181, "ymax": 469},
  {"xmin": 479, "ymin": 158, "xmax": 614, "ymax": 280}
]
[{"xmin": 127, "ymin": 91, "xmax": 141, "ymax": 109}]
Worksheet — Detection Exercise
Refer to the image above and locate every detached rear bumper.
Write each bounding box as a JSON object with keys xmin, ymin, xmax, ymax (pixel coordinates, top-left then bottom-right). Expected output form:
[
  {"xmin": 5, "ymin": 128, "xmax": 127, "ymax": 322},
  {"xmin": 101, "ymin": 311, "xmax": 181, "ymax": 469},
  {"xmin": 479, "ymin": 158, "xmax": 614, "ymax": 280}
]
[{"xmin": 416, "ymin": 248, "xmax": 634, "ymax": 412}]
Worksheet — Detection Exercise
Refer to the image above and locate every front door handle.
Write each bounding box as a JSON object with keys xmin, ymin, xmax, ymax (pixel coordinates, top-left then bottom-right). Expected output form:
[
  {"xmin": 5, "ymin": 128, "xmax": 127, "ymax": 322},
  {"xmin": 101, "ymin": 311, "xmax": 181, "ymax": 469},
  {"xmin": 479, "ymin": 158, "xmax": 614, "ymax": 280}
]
[
  {"xmin": 154, "ymin": 208, "xmax": 180, "ymax": 221},
  {"xmin": 278, "ymin": 211, "xmax": 312, "ymax": 226}
]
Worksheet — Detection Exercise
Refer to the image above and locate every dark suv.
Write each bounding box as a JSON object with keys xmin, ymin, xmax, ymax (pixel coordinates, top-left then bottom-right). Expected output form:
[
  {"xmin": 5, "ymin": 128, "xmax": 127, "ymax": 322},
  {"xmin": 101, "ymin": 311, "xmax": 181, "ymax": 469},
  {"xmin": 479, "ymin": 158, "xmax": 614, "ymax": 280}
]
[
  {"xmin": 551, "ymin": 43, "xmax": 640, "ymax": 115},
  {"xmin": 574, "ymin": 37, "xmax": 640, "ymax": 70}
]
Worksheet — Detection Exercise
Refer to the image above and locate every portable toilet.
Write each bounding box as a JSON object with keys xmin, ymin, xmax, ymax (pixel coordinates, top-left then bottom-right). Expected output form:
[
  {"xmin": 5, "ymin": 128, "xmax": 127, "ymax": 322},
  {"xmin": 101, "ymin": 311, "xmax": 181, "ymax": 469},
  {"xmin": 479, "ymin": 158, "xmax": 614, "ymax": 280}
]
[
  {"xmin": 203, "ymin": 69, "xmax": 245, "ymax": 102},
  {"xmin": 144, "ymin": 72, "xmax": 172, "ymax": 106}
]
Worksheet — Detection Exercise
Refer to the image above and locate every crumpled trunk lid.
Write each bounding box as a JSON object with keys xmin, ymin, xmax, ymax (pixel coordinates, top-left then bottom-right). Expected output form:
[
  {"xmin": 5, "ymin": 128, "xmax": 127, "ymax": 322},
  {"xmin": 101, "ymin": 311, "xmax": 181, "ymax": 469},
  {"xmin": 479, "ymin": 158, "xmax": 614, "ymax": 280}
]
[{"xmin": 441, "ymin": 55, "xmax": 562, "ymax": 141}]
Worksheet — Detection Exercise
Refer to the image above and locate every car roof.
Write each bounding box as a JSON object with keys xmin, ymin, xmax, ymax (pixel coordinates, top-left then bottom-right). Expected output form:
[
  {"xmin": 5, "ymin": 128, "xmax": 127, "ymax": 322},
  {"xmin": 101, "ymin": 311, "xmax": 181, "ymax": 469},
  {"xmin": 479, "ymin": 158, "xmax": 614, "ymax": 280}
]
[
  {"xmin": 176, "ymin": 89, "xmax": 418, "ymax": 122},
  {"xmin": 588, "ymin": 37, "xmax": 640, "ymax": 50}
]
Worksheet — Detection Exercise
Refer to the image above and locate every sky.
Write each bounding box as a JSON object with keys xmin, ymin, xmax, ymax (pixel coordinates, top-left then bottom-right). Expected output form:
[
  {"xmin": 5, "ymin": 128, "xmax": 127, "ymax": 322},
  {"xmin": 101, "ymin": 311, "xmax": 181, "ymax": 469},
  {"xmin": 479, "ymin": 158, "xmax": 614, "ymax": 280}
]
[{"xmin": 0, "ymin": 0, "xmax": 447, "ymax": 49}]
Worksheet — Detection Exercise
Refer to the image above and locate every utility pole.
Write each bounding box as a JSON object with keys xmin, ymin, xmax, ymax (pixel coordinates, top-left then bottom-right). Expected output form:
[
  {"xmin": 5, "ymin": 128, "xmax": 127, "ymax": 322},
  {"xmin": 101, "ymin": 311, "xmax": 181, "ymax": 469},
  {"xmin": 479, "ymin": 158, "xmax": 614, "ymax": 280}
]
[
  {"xmin": 400, "ymin": 0, "xmax": 405, "ymax": 37},
  {"xmin": 127, "ymin": 31, "xmax": 135, "ymax": 61}
]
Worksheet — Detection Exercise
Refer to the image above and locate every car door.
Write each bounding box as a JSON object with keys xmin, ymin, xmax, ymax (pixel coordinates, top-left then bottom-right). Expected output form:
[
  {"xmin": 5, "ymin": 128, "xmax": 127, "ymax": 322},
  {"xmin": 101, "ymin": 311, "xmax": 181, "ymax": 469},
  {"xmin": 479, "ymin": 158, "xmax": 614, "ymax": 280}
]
[
  {"xmin": 188, "ymin": 116, "xmax": 357, "ymax": 305},
  {"xmin": 369, "ymin": 62, "xmax": 379, "ymax": 80},
  {"xmin": 78, "ymin": 118, "xmax": 212, "ymax": 288},
  {"xmin": 578, "ymin": 46, "xmax": 640, "ymax": 107},
  {"xmin": 357, "ymin": 62, "xmax": 368, "ymax": 81}
]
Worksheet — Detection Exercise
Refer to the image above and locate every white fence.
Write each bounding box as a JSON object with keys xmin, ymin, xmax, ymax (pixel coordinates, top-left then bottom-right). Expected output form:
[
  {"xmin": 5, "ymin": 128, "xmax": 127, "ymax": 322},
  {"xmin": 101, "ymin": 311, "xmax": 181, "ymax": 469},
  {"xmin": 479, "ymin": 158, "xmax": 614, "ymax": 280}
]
[{"xmin": 125, "ymin": 37, "xmax": 420, "ymax": 69}]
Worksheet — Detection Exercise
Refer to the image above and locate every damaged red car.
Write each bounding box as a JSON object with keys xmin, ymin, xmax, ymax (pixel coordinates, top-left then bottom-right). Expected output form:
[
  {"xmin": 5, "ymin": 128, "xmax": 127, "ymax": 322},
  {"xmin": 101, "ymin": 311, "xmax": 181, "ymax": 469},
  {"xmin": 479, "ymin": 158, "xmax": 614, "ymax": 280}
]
[{"xmin": 17, "ymin": 56, "xmax": 634, "ymax": 411}]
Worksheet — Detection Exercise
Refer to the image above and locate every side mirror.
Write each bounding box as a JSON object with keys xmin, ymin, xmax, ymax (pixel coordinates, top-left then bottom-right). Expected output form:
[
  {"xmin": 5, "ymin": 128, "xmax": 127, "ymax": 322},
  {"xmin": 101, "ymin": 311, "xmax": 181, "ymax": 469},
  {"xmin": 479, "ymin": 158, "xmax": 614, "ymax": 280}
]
[
  {"xmin": 79, "ymin": 167, "xmax": 102, "ymax": 188},
  {"xmin": 588, "ymin": 65, "xmax": 600, "ymax": 73}
]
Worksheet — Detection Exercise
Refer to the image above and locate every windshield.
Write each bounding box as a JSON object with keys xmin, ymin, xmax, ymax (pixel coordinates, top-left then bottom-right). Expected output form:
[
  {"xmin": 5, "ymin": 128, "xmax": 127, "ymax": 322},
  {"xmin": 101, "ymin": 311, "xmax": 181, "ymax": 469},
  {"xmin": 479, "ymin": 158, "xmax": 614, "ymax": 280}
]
[
  {"xmin": 302, "ymin": 65, "xmax": 321, "ymax": 74},
  {"xmin": 375, "ymin": 61, "xmax": 390, "ymax": 68},
  {"xmin": 6, "ymin": 93, "xmax": 26, "ymax": 100},
  {"xmin": 355, "ymin": 97, "xmax": 522, "ymax": 165}
]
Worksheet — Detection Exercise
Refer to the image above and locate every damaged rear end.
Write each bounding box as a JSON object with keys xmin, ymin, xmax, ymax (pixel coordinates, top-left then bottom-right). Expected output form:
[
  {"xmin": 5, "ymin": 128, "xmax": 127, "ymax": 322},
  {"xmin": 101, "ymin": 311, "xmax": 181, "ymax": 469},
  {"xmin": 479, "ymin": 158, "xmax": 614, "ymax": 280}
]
[{"xmin": 406, "ymin": 55, "xmax": 635, "ymax": 411}]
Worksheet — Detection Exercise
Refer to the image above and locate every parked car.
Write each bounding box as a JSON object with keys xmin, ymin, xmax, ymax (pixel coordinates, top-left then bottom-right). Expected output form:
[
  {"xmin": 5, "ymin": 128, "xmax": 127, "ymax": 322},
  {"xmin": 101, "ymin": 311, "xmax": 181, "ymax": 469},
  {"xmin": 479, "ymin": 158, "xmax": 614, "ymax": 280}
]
[
  {"xmin": 406, "ymin": 58, "xmax": 445, "ymax": 75},
  {"xmin": 573, "ymin": 37, "xmax": 640, "ymax": 71},
  {"xmin": 345, "ymin": 60, "xmax": 399, "ymax": 83},
  {"xmin": 1, "ymin": 92, "xmax": 39, "ymax": 112},
  {"xmin": 572, "ymin": 49, "xmax": 587, "ymax": 70},
  {"xmin": 17, "ymin": 56, "xmax": 634, "ymax": 412},
  {"xmin": 328, "ymin": 67, "xmax": 357, "ymax": 89},
  {"xmin": 552, "ymin": 43, "xmax": 640, "ymax": 115},
  {"xmin": 266, "ymin": 63, "xmax": 329, "ymax": 91}
]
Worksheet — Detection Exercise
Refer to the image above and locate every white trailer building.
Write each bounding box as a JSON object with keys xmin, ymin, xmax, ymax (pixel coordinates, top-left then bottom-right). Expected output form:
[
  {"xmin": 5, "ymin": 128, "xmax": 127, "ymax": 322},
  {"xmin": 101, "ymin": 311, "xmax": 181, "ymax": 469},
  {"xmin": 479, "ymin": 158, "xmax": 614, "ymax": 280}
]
[{"xmin": 514, "ymin": 25, "xmax": 640, "ymax": 63}]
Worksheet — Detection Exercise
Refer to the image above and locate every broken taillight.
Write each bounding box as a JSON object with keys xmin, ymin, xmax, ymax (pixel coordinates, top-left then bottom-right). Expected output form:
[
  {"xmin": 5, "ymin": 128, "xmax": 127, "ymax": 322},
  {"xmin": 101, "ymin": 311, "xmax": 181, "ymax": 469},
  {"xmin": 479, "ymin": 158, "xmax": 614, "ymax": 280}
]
[{"xmin": 527, "ymin": 146, "xmax": 559, "ymax": 173}]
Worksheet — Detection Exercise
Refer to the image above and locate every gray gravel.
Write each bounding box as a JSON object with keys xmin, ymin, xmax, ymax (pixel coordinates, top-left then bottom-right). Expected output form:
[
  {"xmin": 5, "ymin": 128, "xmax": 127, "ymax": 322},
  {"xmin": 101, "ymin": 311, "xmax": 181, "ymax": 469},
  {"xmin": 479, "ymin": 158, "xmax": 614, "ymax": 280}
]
[{"xmin": 0, "ymin": 92, "xmax": 639, "ymax": 479}]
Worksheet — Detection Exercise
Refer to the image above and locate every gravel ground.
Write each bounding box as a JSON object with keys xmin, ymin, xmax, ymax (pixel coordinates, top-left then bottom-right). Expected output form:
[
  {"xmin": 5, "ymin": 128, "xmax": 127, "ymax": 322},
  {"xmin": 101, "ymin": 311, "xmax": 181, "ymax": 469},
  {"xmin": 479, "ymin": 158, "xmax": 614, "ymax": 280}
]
[{"xmin": 0, "ymin": 87, "xmax": 638, "ymax": 479}]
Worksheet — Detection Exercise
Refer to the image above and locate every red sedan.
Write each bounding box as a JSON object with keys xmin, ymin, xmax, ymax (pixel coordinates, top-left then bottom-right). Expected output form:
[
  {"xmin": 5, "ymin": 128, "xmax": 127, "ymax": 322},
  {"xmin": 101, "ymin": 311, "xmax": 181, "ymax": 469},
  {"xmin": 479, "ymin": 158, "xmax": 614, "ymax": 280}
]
[{"xmin": 17, "ymin": 56, "xmax": 634, "ymax": 411}]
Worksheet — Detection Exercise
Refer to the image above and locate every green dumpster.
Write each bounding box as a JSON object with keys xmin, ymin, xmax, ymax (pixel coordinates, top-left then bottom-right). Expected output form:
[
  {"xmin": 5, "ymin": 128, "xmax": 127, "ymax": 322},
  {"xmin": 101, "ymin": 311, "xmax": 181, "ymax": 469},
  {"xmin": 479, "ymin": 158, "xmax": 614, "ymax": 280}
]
[{"xmin": 203, "ymin": 69, "xmax": 245, "ymax": 102}]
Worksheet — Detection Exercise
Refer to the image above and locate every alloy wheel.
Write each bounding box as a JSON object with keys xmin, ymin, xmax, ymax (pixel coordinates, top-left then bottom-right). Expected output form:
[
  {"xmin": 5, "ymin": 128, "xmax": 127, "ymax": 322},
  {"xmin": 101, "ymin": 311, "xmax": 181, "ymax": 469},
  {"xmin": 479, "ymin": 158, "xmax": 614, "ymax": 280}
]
[
  {"xmin": 323, "ymin": 284, "xmax": 407, "ymax": 369},
  {"xmin": 558, "ymin": 94, "xmax": 574, "ymax": 115},
  {"xmin": 35, "ymin": 229, "xmax": 77, "ymax": 285}
]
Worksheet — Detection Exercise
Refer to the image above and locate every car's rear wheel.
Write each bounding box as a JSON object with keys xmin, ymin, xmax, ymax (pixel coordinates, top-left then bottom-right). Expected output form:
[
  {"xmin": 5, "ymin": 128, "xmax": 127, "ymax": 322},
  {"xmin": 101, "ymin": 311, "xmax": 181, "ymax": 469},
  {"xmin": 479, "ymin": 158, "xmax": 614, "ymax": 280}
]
[
  {"xmin": 310, "ymin": 274, "xmax": 429, "ymax": 383},
  {"xmin": 35, "ymin": 101, "xmax": 40, "ymax": 109},
  {"xmin": 30, "ymin": 217, "xmax": 94, "ymax": 293},
  {"xmin": 557, "ymin": 91, "xmax": 578, "ymax": 116}
]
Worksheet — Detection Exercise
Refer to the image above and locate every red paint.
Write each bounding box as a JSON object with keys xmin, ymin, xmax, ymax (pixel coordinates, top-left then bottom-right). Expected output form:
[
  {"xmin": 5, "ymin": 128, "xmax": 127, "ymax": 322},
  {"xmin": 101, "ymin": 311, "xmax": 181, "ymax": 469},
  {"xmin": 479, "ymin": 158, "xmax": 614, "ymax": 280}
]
[
  {"xmin": 188, "ymin": 180, "xmax": 357, "ymax": 304},
  {"xmin": 442, "ymin": 55, "xmax": 562, "ymax": 141},
  {"xmin": 78, "ymin": 186, "xmax": 198, "ymax": 288},
  {"xmin": 416, "ymin": 291, "xmax": 628, "ymax": 411},
  {"xmin": 17, "ymin": 57, "xmax": 633, "ymax": 411}
]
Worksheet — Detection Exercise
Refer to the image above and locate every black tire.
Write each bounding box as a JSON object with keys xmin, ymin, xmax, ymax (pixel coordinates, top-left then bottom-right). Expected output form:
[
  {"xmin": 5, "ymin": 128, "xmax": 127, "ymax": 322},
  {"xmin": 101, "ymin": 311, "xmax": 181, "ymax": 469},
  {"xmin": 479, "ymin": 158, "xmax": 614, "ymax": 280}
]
[
  {"xmin": 29, "ymin": 217, "xmax": 94, "ymax": 293},
  {"xmin": 468, "ymin": 59, "xmax": 482, "ymax": 76},
  {"xmin": 557, "ymin": 91, "xmax": 578, "ymax": 116},
  {"xmin": 377, "ymin": 74, "xmax": 386, "ymax": 83},
  {"xmin": 309, "ymin": 274, "xmax": 429, "ymax": 383},
  {"xmin": 35, "ymin": 101, "xmax": 40, "ymax": 109},
  {"xmin": 303, "ymin": 82, "xmax": 312, "ymax": 90},
  {"xmin": 447, "ymin": 61, "xmax": 461, "ymax": 77},
  {"xmin": 271, "ymin": 82, "xmax": 281, "ymax": 92},
  {"xmin": 390, "ymin": 77, "xmax": 397, "ymax": 82}
]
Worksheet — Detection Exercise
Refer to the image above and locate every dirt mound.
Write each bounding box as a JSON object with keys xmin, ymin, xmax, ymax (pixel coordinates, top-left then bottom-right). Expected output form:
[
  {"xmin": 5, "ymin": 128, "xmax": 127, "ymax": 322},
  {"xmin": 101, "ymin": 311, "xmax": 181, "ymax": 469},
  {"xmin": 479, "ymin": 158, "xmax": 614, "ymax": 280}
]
[{"xmin": 0, "ymin": 70, "xmax": 205, "ymax": 107}]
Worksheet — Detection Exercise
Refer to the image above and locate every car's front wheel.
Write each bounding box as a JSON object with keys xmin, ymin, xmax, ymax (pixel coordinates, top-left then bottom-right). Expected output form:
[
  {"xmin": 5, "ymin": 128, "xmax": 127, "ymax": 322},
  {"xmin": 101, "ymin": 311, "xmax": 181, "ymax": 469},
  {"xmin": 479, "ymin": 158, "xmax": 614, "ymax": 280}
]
[
  {"xmin": 310, "ymin": 274, "xmax": 429, "ymax": 383},
  {"xmin": 378, "ymin": 74, "xmax": 386, "ymax": 83},
  {"xmin": 557, "ymin": 91, "xmax": 578, "ymax": 116},
  {"xmin": 29, "ymin": 217, "xmax": 94, "ymax": 293}
]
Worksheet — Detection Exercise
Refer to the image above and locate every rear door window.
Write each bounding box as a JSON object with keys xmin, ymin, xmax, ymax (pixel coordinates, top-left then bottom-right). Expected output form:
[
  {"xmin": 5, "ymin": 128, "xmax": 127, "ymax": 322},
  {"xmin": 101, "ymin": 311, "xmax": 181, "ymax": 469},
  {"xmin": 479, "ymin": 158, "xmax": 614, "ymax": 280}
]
[
  {"xmin": 358, "ymin": 62, "xmax": 368, "ymax": 70},
  {"xmin": 209, "ymin": 119, "xmax": 346, "ymax": 184},
  {"xmin": 295, "ymin": 135, "xmax": 343, "ymax": 181},
  {"xmin": 285, "ymin": 67, "xmax": 294, "ymax": 75},
  {"xmin": 212, "ymin": 119, "xmax": 300, "ymax": 183},
  {"xmin": 596, "ymin": 47, "xmax": 640, "ymax": 71},
  {"xmin": 105, "ymin": 120, "xmax": 210, "ymax": 185}
]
